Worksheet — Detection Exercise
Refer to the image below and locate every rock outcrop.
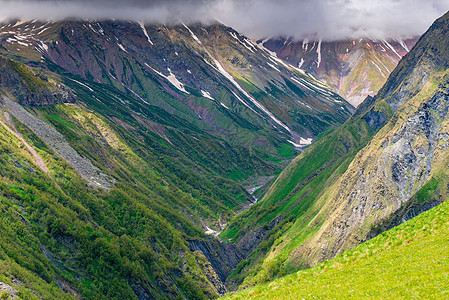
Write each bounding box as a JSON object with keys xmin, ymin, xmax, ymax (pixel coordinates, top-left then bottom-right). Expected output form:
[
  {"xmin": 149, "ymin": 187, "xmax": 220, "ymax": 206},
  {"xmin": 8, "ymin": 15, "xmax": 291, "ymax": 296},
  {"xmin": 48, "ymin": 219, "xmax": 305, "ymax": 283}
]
[
  {"xmin": 0, "ymin": 282, "xmax": 18, "ymax": 299},
  {"xmin": 0, "ymin": 56, "xmax": 75, "ymax": 106},
  {"xmin": 189, "ymin": 238, "xmax": 244, "ymax": 284}
]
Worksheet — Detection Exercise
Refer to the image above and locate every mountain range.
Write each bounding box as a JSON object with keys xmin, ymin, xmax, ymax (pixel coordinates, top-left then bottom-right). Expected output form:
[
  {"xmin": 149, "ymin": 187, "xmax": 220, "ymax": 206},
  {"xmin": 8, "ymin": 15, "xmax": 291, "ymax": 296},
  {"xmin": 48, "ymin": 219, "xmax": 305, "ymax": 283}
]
[
  {"xmin": 0, "ymin": 19, "xmax": 354, "ymax": 299},
  {"xmin": 0, "ymin": 9, "xmax": 447, "ymax": 300},
  {"xmin": 262, "ymin": 37, "xmax": 418, "ymax": 106}
]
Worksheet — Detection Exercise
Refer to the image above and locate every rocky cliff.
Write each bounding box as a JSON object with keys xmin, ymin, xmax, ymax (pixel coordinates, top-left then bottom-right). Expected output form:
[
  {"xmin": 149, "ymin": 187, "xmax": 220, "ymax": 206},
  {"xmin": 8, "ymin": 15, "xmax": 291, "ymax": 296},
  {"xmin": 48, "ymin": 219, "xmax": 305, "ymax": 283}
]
[{"xmin": 0, "ymin": 56, "xmax": 75, "ymax": 106}]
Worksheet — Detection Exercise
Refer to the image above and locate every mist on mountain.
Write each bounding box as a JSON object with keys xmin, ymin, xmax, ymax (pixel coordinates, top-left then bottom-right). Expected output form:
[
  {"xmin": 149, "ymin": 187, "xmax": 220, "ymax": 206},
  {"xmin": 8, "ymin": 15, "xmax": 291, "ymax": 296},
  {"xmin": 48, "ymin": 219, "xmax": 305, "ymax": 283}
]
[{"xmin": 0, "ymin": 0, "xmax": 447, "ymax": 40}]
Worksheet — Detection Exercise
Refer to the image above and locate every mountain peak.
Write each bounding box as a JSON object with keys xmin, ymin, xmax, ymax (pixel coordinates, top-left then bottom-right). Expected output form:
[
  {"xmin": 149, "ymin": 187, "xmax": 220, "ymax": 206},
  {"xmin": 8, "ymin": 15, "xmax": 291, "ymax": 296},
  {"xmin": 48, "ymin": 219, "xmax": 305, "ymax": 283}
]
[{"xmin": 262, "ymin": 36, "xmax": 419, "ymax": 106}]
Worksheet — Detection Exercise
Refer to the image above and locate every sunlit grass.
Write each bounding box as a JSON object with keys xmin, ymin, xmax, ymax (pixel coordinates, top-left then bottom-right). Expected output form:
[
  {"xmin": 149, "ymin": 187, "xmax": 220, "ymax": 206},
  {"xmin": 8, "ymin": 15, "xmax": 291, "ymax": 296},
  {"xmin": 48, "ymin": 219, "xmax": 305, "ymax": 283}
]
[{"xmin": 224, "ymin": 199, "xmax": 449, "ymax": 299}]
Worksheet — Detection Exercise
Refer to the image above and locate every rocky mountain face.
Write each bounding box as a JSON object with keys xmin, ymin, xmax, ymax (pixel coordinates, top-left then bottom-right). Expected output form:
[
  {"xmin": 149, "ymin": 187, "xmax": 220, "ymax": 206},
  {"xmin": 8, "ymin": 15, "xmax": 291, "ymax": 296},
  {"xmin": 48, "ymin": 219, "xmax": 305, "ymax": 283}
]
[
  {"xmin": 262, "ymin": 37, "xmax": 418, "ymax": 106},
  {"xmin": 222, "ymin": 11, "xmax": 449, "ymax": 288},
  {"xmin": 0, "ymin": 20, "xmax": 353, "ymax": 149}
]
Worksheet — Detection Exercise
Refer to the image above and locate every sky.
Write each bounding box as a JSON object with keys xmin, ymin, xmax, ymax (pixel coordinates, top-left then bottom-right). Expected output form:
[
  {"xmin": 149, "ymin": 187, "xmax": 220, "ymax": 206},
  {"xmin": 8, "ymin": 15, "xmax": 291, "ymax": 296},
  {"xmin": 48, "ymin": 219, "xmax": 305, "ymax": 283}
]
[{"xmin": 0, "ymin": 0, "xmax": 448, "ymax": 40}]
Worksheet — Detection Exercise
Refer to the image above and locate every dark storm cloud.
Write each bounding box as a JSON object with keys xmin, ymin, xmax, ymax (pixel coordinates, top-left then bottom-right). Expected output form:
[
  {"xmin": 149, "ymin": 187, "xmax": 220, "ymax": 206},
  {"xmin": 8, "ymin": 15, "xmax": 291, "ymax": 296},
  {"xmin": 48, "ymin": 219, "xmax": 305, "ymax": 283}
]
[{"xmin": 0, "ymin": 0, "xmax": 448, "ymax": 40}]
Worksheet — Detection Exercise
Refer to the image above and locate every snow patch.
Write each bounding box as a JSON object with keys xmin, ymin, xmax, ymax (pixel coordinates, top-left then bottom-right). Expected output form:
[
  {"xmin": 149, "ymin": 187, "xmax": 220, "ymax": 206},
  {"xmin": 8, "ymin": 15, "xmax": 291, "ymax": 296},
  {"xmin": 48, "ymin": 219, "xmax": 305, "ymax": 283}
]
[
  {"xmin": 146, "ymin": 64, "xmax": 189, "ymax": 94},
  {"xmin": 108, "ymin": 71, "xmax": 116, "ymax": 80},
  {"xmin": 201, "ymin": 90, "xmax": 215, "ymax": 100},
  {"xmin": 310, "ymin": 41, "xmax": 316, "ymax": 51},
  {"xmin": 290, "ymin": 76, "xmax": 333, "ymax": 97},
  {"xmin": 88, "ymin": 24, "xmax": 99, "ymax": 35},
  {"xmin": 316, "ymin": 40, "xmax": 322, "ymax": 68},
  {"xmin": 128, "ymin": 88, "xmax": 150, "ymax": 104},
  {"xmin": 139, "ymin": 22, "xmax": 154, "ymax": 45},
  {"xmin": 231, "ymin": 91, "xmax": 254, "ymax": 110},
  {"xmin": 288, "ymin": 137, "xmax": 313, "ymax": 147},
  {"xmin": 201, "ymin": 90, "xmax": 229, "ymax": 109},
  {"xmin": 244, "ymin": 39, "xmax": 257, "ymax": 51},
  {"xmin": 257, "ymin": 41, "xmax": 306, "ymax": 75},
  {"xmin": 288, "ymin": 140, "xmax": 301, "ymax": 147},
  {"xmin": 302, "ymin": 39, "xmax": 309, "ymax": 51},
  {"xmin": 383, "ymin": 40, "xmax": 401, "ymax": 58},
  {"xmin": 229, "ymin": 32, "xmax": 255, "ymax": 52},
  {"xmin": 183, "ymin": 24, "xmax": 202, "ymax": 45},
  {"xmin": 69, "ymin": 79, "xmax": 94, "ymax": 92},
  {"xmin": 13, "ymin": 20, "xmax": 28, "ymax": 27},
  {"xmin": 397, "ymin": 39, "xmax": 409, "ymax": 52},
  {"xmin": 96, "ymin": 23, "xmax": 105, "ymax": 35},
  {"xmin": 14, "ymin": 34, "xmax": 28, "ymax": 41},
  {"xmin": 210, "ymin": 55, "xmax": 290, "ymax": 132},
  {"xmin": 300, "ymin": 138, "xmax": 313, "ymax": 145},
  {"xmin": 229, "ymin": 31, "xmax": 239, "ymax": 41},
  {"xmin": 166, "ymin": 68, "xmax": 189, "ymax": 93},
  {"xmin": 371, "ymin": 60, "xmax": 386, "ymax": 78},
  {"xmin": 117, "ymin": 43, "xmax": 127, "ymax": 53},
  {"xmin": 298, "ymin": 58, "xmax": 305, "ymax": 69},
  {"xmin": 372, "ymin": 53, "xmax": 390, "ymax": 75},
  {"xmin": 242, "ymin": 40, "xmax": 255, "ymax": 53},
  {"xmin": 267, "ymin": 62, "xmax": 280, "ymax": 72}
]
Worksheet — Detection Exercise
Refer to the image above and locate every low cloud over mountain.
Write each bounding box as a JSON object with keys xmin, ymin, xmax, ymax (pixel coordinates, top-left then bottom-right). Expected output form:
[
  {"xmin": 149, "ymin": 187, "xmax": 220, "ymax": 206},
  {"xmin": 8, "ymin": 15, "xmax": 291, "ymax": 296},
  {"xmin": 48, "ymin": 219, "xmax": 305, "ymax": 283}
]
[{"xmin": 0, "ymin": 0, "xmax": 448, "ymax": 40}]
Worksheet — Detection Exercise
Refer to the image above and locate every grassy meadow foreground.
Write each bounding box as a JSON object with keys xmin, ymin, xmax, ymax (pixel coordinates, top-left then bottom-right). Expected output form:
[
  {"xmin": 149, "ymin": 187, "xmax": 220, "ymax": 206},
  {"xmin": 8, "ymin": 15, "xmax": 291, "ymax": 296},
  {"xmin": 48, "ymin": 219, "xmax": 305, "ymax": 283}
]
[{"xmin": 224, "ymin": 199, "xmax": 449, "ymax": 299}]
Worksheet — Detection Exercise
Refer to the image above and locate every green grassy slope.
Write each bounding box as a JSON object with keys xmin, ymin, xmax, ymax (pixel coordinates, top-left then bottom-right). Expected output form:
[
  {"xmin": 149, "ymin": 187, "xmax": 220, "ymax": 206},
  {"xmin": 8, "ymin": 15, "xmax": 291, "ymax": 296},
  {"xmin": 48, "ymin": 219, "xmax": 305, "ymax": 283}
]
[
  {"xmin": 0, "ymin": 97, "xmax": 220, "ymax": 299},
  {"xmin": 0, "ymin": 57, "xmax": 290, "ymax": 299},
  {"xmin": 220, "ymin": 101, "xmax": 383, "ymax": 287},
  {"xmin": 224, "ymin": 197, "xmax": 449, "ymax": 299},
  {"xmin": 221, "ymin": 114, "xmax": 374, "ymax": 240},
  {"xmin": 221, "ymin": 11, "xmax": 449, "ymax": 289}
]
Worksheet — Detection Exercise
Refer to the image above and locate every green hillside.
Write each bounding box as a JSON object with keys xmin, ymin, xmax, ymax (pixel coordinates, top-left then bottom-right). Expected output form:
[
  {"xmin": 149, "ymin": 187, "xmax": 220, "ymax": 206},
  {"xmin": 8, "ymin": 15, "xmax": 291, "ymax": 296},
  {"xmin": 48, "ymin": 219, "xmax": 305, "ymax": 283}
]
[
  {"xmin": 221, "ymin": 11, "xmax": 449, "ymax": 289},
  {"xmin": 224, "ymin": 197, "xmax": 449, "ymax": 299},
  {"xmin": 0, "ymin": 56, "xmax": 277, "ymax": 299},
  {"xmin": 219, "ymin": 109, "xmax": 376, "ymax": 284}
]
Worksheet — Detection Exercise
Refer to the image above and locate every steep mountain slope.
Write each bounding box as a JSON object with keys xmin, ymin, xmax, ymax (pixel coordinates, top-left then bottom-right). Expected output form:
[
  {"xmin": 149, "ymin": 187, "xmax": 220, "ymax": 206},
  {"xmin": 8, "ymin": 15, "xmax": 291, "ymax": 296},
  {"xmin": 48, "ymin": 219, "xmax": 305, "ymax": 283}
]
[
  {"xmin": 222, "ymin": 11, "xmax": 449, "ymax": 288},
  {"xmin": 0, "ymin": 55, "xmax": 282, "ymax": 299},
  {"xmin": 224, "ymin": 195, "xmax": 449, "ymax": 299},
  {"xmin": 0, "ymin": 20, "xmax": 353, "ymax": 150},
  {"xmin": 262, "ymin": 37, "xmax": 418, "ymax": 106}
]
